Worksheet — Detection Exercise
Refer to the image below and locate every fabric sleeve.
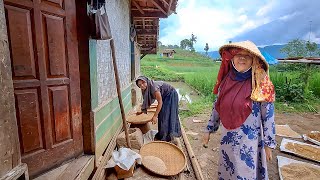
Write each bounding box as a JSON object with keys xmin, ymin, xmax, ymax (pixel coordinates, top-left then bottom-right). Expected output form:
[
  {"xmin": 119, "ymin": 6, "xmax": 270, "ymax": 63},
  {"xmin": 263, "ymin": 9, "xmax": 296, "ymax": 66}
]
[
  {"xmin": 205, "ymin": 98, "xmax": 220, "ymax": 133},
  {"xmin": 260, "ymin": 102, "xmax": 276, "ymax": 149},
  {"xmin": 152, "ymin": 81, "xmax": 163, "ymax": 93}
]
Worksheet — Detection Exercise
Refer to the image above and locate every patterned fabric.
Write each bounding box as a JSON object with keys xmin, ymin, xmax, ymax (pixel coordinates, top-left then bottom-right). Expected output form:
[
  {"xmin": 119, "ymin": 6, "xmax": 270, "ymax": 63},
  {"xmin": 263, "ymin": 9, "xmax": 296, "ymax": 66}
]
[
  {"xmin": 251, "ymin": 58, "xmax": 275, "ymax": 102},
  {"xmin": 207, "ymin": 100, "xmax": 276, "ymax": 179}
]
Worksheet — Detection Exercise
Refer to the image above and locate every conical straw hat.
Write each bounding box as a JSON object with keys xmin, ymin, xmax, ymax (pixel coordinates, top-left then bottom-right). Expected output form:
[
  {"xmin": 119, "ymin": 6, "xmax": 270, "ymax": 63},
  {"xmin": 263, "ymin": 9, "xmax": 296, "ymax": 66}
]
[{"xmin": 219, "ymin": 40, "xmax": 268, "ymax": 70}]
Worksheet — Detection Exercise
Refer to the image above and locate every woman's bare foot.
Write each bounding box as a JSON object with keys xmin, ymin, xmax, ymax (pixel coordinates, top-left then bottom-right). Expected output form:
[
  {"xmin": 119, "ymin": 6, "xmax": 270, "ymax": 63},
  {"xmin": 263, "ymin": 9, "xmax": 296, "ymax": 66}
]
[{"xmin": 203, "ymin": 132, "xmax": 210, "ymax": 148}]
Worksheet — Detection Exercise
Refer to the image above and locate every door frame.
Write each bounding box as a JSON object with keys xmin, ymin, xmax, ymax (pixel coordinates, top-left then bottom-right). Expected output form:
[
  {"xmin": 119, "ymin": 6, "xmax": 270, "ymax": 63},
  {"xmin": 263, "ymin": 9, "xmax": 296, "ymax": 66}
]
[{"xmin": 75, "ymin": 0, "xmax": 95, "ymax": 155}]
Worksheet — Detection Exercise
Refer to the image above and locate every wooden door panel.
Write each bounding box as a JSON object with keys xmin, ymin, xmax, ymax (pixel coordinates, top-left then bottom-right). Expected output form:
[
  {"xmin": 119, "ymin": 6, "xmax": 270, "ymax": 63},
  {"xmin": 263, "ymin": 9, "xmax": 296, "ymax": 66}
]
[
  {"xmin": 49, "ymin": 86, "xmax": 71, "ymax": 143},
  {"xmin": 4, "ymin": 0, "xmax": 83, "ymax": 176},
  {"xmin": 6, "ymin": 5, "xmax": 37, "ymax": 78},
  {"xmin": 43, "ymin": 13, "xmax": 67, "ymax": 77},
  {"xmin": 15, "ymin": 89, "xmax": 43, "ymax": 154},
  {"xmin": 43, "ymin": 0, "xmax": 64, "ymax": 8}
]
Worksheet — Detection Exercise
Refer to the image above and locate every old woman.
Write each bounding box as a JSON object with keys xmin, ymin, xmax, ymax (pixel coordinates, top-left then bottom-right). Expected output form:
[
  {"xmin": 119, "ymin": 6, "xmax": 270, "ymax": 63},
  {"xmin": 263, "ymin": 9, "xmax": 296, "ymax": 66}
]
[
  {"xmin": 135, "ymin": 76, "xmax": 181, "ymax": 142},
  {"xmin": 203, "ymin": 41, "xmax": 276, "ymax": 179}
]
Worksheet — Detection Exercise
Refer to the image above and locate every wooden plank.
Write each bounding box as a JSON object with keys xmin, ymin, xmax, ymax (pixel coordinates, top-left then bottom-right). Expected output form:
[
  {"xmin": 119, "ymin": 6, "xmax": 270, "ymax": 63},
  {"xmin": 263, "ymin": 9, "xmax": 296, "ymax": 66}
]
[
  {"xmin": 150, "ymin": 0, "xmax": 167, "ymax": 15},
  {"xmin": 167, "ymin": 0, "xmax": 173, "ymax": 14},
  {"xmin": 132, "ymin": 0, "xmax": 144, "ymax": 15},
  {"xmin": 181, "ymin": 126, "xmax": 204, "ymax": 180},
  {"xmin": 76, "ymin": 0, "xmax": 95, "ymax": 155},
  {"xmin": 132, "ymin": 11, "xmax": 167, "ymax": 18},
  {"xmin": 91, "ymin": 124, "xmax": 123, "ymax": 180},
  {"xmin": 0, "ymin": 163, "xmax": 29, "ymax": 180},
  {"xmin": 161, "ymin": 0, "xmax": 169, "ymax": 6},
  {"xmin": 76, "ymin": 156, "xmax": 94, "ymax": 180},
  {"xmin": 132, "ymin": 8, "xmax": 161, "ymax": 11},
  {"xmin": 136, "ymin": 29, "xmax": 157, "ymax": 35},
  {"xmin": 278, "ymin": 59, "xmax": 320, "ymax": 64},
  {"xmin": 57, "ymin": 156, "xmax": 93, "ymax": 180},
  {"xmin": 0, "ymin": 0, "xmax": 21, "ymax": 177}
]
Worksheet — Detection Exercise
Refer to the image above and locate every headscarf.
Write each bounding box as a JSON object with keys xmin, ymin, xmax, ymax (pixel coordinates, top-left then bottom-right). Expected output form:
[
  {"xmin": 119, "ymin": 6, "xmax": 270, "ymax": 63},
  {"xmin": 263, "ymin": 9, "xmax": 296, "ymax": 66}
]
[
  {"xmin": 213, "ymin": 41, "xmax": 275, "ymax": 102},
  {"xmin": 214, "ymin": 41, "xmax": 275, "ymax": 129},
  {"xmin": 135, "ymin": 76, "xmax": 156, "ymax": 113}
]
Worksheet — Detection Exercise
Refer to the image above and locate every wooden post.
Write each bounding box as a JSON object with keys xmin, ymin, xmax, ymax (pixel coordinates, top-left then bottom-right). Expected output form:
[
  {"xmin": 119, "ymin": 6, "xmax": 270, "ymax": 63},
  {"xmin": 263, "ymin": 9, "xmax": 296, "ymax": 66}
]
[
  {"xmin": 110, "ymin": 39, "xmax": 131, "ymax": 148},
  {"xmin": 0, "ymin": 0, "xmax": 25, "ymax": 178}
]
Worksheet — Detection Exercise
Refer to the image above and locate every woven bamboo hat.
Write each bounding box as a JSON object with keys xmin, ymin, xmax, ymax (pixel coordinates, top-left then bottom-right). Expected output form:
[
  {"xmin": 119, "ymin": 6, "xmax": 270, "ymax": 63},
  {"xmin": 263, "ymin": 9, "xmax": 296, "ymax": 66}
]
[
  {"xmin": 219, "ymin": 40, "xmax": 269, "ymax": 71},
  {"xmin": 140, "ymin": 141, "xmax": 187, "ymax": 176}
]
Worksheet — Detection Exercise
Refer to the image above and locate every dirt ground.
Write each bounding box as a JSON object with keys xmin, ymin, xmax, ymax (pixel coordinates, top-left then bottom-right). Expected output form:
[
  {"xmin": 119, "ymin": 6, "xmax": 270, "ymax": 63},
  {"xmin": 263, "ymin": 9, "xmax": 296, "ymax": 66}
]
[{"xmin": 182, "ymin": 111, "xmax": 320, "ymax": 180}]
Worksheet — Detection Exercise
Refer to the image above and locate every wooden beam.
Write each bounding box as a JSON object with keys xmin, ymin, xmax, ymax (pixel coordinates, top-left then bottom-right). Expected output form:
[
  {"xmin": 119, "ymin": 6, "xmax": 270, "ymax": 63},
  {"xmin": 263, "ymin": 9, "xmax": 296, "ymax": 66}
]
[
  {"xmin": 142, "ymin": 18, "xmax": 145, "ymax": 29},
  {"xmin": 181, "ymin": 126, "xmax": 205, "ymax": 180},
  {"xmin": 132, "ymin": 11, "xmax": 167, "ymax": 18},
  {"xmin": 140, "ymin": 45, "xmax": 156, "ymax": 50},
  {"xmin": 132, "ymin": 8, "xmax": 161, "ymax": 12},
  {"xmin": 278, "ymin": 59, "xmax": 320, "ymax": 64},
  {"xmin": 132, "ymin": 0, "xmax": 144, "ymax": 15},
  {"xmin": 161, "ymin": 0, "xmax": 169, "ymax": 6},
  {"xmin": 136, "ymin": 29, "xmax": 157, "ymax": 35},
  {"xmin": 167, "ymin": 0, "xmax": 173, "ymax": 14},
  {"xmin": 150, "ymin": 0, "xmax": 167, "ymax": 16},
  {"xmin": 91, "ymin": 125, "xmax": 122, "ymax": 180},
  {"xmin": 140, "ymin": 53, "xmax": 148, "ymax": 59}
]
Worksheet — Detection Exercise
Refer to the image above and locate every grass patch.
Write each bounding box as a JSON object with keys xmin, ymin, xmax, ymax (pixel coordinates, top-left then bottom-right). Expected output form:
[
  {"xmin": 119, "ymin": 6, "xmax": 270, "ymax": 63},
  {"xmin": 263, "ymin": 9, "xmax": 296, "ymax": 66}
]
[{"xmin": 179, "ymin": 96, "xmax": 214, "ymax": 119}]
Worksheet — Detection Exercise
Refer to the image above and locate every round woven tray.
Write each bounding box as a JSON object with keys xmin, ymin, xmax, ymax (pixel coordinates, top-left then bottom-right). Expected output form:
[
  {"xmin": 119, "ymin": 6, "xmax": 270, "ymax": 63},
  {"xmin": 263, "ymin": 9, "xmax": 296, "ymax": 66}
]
[
  {"xmin": 150, "ymin": 104, "xmax": 158, "ymax": 108},
  {"xmin": 127, "ymin": 112, "xmax": 154, "ymax": 124},
  {"xmin": 140, "ymin": 141, "xmax": 187, "ymax": 176},
  {"xmin": 147, "ymin": 107, "xmax": 157, "ymax": 112}
]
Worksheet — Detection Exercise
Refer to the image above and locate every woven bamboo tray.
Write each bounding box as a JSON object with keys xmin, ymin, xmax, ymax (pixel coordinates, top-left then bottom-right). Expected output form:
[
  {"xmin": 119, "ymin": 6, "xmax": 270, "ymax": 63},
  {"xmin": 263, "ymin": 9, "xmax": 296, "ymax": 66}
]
[
  {"xmin": 147, "ymin": 107, "xmax": 157, "ymax": 112},
  {"xmin": 140, "ymin": 141, "xmax": 187, "ymax": 176},
  {"xmin": 150, "ymin": 104, "xmax": 158, "ymax": 108},
  {"xmin": 127, "ymin": 112, "xmax": 154, "ymax": 124}
]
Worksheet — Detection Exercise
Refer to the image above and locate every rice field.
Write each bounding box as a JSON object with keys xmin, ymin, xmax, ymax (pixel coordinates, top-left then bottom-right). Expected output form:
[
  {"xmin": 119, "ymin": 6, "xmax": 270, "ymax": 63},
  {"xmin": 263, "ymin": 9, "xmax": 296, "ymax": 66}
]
[{"xmin": 141, "ymin": 49, "xmax": 320, "ymax": 113}]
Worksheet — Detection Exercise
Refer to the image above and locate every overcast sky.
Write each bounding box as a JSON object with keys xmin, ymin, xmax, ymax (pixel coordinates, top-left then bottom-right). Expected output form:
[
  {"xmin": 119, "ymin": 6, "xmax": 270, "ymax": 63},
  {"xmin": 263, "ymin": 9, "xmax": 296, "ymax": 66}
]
[{"xmin": 159, "ymin": 0, "xmax": 320, "ymax": 51}]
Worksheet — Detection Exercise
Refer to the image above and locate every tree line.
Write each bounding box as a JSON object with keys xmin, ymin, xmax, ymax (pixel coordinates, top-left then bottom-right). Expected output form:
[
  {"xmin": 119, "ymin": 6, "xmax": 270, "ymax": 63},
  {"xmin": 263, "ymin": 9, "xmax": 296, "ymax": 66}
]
[{"xmin": 159, "ymin": 36, "xmax": 320, "ymax": 58}]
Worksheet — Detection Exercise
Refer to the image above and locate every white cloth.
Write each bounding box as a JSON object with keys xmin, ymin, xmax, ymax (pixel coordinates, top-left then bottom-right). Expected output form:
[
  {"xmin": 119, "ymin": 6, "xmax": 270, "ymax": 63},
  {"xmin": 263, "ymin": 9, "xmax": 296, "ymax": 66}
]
[
  {"xmin": 143, "ymin": 130, "xmax": 158, "ymax": 144},
  {"xmin": 105, "ymin": 148, "xmax": 141, "ymax": 170}
]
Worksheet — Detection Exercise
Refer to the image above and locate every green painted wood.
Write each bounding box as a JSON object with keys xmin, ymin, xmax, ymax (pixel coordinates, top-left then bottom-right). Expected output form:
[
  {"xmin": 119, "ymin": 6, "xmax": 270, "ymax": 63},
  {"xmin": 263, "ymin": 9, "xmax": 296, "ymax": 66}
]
[
  {"xmin": 94, "ymin": 86, "xmax": 131, "ymax": 126},
  {"xmin": 89, "ymin": 40, "xmax": 98, "ymax": 109},
  {"xmin": 95, "ymin": 97, "xmax": 131, "ymax": 142},
  {"xmin": 95, "ymin": 117, "xmax": 122, "ymax": 159}
]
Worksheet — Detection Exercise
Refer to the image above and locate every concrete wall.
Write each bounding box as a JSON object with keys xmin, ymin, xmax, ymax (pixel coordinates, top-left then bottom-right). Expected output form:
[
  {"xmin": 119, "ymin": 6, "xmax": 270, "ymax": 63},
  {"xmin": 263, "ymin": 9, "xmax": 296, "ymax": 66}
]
[
  {"xmin": 0, "ymin": 0, "xmax": 21, "ymax": 177},
  {"xmin": 88, "ymin": 0, "xmax": 132, "ymax": 163}
]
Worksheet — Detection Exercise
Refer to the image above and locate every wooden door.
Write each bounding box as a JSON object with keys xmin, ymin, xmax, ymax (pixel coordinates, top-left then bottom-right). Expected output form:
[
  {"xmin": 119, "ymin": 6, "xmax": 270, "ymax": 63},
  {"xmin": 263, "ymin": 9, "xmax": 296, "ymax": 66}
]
[{"xmin": 4, "ymin": 0, "xmax": 83, "ymax": 176}]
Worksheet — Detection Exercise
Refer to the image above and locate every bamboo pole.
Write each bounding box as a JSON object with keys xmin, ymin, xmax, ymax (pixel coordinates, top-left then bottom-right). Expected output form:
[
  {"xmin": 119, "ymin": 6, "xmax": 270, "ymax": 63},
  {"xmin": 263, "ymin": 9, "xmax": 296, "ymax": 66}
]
[
  {"xmin": 181, "ymin": 126, "xmax": 204, "ymax": 180},
  {"xmin": 110, "ymin": 39, "xmax": 131, "ymax": 149}
]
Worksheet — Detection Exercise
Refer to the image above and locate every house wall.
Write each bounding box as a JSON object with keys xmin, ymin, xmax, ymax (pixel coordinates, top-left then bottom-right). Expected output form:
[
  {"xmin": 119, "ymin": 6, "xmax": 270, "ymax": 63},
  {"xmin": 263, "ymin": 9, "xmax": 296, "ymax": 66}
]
[
  {"xmin": 0, "ymin": 0, "xmax": 21, "ymax": 177},
  {"xmin": 131, "ymin": 42, "xmax": 142, "ymax": 106},
  {"xmin": 88, "ymin": 0, "xmax": 132, "ymax": 163}
]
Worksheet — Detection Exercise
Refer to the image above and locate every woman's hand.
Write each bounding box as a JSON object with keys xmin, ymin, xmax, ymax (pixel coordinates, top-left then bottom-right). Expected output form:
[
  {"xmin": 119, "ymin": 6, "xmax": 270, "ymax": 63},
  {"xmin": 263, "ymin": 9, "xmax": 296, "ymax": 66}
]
[
  {"xmin": 136, "ymin": 111, "xmax": 143, "ymax": 115},
  {"xmin": 151, "ymin": 115, "xmax": 158, "ymax": 124},
  {"xmin": 265, "ymin": 146, "xmax": 272, "ymax": 162}
]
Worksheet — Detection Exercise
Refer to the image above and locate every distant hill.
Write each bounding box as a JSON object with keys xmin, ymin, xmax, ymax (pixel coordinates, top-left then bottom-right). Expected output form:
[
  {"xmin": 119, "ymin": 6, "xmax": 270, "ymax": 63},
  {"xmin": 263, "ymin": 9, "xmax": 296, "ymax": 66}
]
[{"xmin": 202, "ymin": 44, "xmax": 320, "ymax": 60}]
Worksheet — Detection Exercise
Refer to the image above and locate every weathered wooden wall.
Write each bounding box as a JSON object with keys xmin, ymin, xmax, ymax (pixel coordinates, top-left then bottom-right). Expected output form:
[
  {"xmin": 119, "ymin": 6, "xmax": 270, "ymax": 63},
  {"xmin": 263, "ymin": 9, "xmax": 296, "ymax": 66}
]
[{"xmin": 0, "ymin": 0, "xmax": 21, "ymax": 177}]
